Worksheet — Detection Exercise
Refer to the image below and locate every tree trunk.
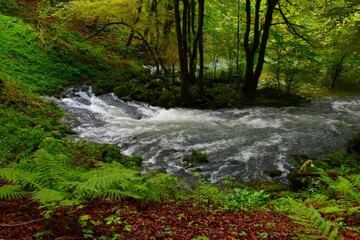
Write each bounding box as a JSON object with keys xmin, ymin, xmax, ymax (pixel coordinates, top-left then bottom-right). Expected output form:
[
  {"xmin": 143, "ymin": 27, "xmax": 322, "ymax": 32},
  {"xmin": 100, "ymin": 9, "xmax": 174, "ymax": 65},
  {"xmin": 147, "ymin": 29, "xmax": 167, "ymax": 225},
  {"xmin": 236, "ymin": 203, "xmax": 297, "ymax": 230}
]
[
  {"xmin": 330, "ymin": 54, "xmax": 346, "ymax": 88},
  {"xmin": 198, "ymin": 0, "xmax": 205, "ymax": 98},
  {"xmin": 242, "ymin": 0, "xmax": 278, "ymax": 96},
  {"xmin": 174, "ymin": 0, "xmax": 205, "ymax": 106}
]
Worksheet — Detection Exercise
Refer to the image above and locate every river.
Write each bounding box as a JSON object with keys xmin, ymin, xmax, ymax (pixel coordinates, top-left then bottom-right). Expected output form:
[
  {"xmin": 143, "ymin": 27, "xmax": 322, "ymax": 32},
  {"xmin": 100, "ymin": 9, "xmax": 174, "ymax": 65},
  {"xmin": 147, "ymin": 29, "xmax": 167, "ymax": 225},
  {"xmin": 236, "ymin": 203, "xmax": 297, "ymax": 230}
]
[{"xmin": 50, "ymin": 87, "xmax": 360, "ymax": 183}]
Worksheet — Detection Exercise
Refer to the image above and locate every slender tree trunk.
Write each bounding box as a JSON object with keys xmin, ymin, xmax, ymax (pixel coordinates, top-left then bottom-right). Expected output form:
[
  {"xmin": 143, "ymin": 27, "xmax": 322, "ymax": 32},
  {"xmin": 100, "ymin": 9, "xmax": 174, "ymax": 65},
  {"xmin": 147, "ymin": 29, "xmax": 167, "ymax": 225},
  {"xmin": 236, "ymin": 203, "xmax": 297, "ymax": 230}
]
[
  {"xmin": 330, "ymin": 54, "xmax": 346, "ymax": 88},
  {"xmin": 175, "ymin": 0, "xmax": 191, "ymax": 106},
  {"xmin": 174, "ymin": 0, "xmax": 205, "ymax": 106},
  {"xmin": 126, "ymin": 2, "xmax": 142, "ymax": 46},
  {"xmin": 198, "ymin": 0, "xmax": 205, "ymax": 98},
  {"xmin": 242, "ymin": 0, "xmax": 278, "ymax": 96},
  {"xmin": 236, "ymin": 0, "xmax": 241, "ymax": 73}
]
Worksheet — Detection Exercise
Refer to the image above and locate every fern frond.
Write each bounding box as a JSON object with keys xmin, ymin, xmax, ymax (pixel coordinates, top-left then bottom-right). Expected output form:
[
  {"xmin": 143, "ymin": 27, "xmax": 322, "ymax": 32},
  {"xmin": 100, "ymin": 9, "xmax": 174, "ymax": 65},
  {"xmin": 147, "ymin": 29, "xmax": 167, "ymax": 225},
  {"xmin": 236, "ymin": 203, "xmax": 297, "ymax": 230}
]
[
  {"xmin": 0, "ymin": 168, "xmax": 41, "ymax": 189},
  {"xmin": 282, "ymin": 198, "xmax": 340, "ymax": 240},
  {"xmin": 347, "ymin": 206, "xmax": 360, "ymax": 215},
  {"xmin": 349, "ymin": 174, "xmax": 360, "ymax": 188},
  {"xmin": 32, "ymin": 150, "xmax": 70, "ymax": 187},
  {"xmin": 31, "ymin": 188, "xmax": 64, "ymax": 204},
  {"xmin": 318, "ymin": 206, "xmax": 345, "ymax": 214},
  {"xmin": 70, "ymin": 163, "xmax": 147, "ymax": 200},
  {"xmin": 96, "ymin": 189, "xmax": 141, "ymax": 200},
  {"xmin": 321, "ymin": 174, "xmax": 360, "ymax": 205},
  {"xmin": 0, "ymin": 185, "xmax": 24, "ymax": 199}
]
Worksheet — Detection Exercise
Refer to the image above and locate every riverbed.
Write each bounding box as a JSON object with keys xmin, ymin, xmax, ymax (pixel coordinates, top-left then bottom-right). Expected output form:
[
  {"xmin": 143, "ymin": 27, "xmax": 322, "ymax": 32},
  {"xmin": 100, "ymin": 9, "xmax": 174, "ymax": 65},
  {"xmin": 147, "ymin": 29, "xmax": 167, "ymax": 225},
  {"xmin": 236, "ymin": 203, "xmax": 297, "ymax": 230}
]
[{"xmin": 50, "ymin": 87, "xmax": 360, "ymax": 183}]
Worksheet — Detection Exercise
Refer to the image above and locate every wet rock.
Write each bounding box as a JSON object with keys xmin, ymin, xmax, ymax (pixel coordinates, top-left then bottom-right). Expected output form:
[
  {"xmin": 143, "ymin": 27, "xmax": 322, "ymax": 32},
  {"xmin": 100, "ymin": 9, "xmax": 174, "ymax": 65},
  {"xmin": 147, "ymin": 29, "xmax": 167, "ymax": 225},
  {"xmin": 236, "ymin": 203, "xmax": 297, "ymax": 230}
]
[
  {"xmin": 182, "ymin": 150, "xmax": 209, "ymax": 168},
  {"xmin": 264, "ymin": 168, "xmax": 283, "ymax": 178}
]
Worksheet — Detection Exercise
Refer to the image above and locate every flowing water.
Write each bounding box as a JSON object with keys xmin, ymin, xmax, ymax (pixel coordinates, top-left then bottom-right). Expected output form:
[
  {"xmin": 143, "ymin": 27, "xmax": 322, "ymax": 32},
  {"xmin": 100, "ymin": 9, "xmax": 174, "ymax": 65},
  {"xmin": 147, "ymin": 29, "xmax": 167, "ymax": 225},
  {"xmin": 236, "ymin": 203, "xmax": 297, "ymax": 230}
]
[{"xmin": 51, "ymin": 87, "xmax": 360, "ymax": 183}]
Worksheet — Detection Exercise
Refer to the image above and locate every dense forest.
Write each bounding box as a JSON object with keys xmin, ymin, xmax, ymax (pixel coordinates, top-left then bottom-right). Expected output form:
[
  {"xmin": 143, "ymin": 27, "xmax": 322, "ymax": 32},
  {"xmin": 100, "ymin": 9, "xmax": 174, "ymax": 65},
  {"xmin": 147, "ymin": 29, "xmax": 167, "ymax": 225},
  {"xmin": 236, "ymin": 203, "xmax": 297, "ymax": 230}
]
[{"xmin": 0, "ymin": 0, "xmax": 360, "ymax": 239}]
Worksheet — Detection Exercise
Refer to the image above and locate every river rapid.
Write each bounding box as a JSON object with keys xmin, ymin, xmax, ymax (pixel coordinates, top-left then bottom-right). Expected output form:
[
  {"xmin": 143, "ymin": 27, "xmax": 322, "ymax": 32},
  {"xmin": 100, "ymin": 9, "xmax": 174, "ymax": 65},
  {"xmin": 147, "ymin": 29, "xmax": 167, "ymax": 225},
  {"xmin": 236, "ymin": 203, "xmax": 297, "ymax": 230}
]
[{"xmin": 51, "ymin": 87, "xmax": 360, "ymax": 183}]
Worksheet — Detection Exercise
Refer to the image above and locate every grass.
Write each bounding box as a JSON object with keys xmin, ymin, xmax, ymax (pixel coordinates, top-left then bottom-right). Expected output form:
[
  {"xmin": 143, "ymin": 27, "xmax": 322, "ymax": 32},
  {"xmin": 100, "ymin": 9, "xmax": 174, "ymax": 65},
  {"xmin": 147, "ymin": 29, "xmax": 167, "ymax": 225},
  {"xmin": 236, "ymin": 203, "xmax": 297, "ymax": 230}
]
[{"xmin": 0, "ymin": 14, "xmax": 81, "ymax": 94}]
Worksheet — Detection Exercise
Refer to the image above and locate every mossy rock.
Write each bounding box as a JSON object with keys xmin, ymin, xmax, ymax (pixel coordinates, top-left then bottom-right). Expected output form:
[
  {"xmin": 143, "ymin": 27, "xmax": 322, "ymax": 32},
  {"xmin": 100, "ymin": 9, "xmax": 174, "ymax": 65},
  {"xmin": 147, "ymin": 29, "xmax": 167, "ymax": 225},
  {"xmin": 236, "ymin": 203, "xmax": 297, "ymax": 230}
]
[{"xmin": 183, "ymin": 150, "xmax": 208, "ymax": 167}]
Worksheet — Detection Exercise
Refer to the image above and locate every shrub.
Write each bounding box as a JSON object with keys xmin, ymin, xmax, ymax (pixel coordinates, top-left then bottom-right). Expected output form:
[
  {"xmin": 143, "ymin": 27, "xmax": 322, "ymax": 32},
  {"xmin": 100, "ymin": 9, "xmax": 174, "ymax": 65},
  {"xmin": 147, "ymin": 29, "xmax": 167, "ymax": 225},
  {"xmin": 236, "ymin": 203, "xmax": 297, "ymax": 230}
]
[{"xmin": 221, "ymin": 188, "xmax": 270, "ymax": 211}]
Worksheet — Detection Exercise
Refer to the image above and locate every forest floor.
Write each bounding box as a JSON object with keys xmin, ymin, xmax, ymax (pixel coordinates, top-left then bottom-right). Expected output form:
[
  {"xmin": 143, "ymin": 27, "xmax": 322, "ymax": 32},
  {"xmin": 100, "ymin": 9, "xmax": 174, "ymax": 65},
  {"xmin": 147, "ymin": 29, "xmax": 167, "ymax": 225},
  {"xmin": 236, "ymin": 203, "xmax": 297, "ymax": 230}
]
[{"xmin": 1, "ymin": 198, "xmax": 360, "ymax": 240}]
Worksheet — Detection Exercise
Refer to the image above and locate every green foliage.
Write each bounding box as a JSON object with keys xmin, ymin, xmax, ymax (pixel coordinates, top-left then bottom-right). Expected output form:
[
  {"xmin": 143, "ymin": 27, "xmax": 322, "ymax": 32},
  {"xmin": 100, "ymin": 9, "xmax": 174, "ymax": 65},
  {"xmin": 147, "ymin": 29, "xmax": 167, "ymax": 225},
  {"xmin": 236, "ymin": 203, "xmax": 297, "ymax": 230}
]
[
  {"xmin": 320, "ymin": 174, "xmax": 360, "ymax": 205},
  {"xmin": 0, "ymin": 0, "xmax": 17, "ymax": 13},
  {"xmin": 144, "ymin": 172, "xmax": 188, "ymax": 201},
  {"xmin": 0, "ymin": 185, "xmax": 24, "ymax": 199},
  {"xmin": 221, "ymin": 188, "xmax": 270, "ymax": 211},
  {"xmin": 191, "ymin": 150, "xmax": 208, "ymax": 163},
  {"xmin": 192, "ymin": 236, "xmax": 210, "ymax": 240},
  {"xmin": 319, "ymin": 151, "xmax": 360, "ymax": 172},
  {"xmin": 274, "ymin": 198, "xmax": 340, "ymax": 240},
  {"xmin": 0, "ymin": 146, "xmax": 189, "ymax": 215},
  {"xmin": 70, "ymin": 162, "xmax": 146, "ymax": 200},
  {"xmin": 192, "ymin": 176, "xmax": 222, "ymax": 207},
  {"xmin": 0, "ymin": 14, "xmax": 80, "ymax": 94}
]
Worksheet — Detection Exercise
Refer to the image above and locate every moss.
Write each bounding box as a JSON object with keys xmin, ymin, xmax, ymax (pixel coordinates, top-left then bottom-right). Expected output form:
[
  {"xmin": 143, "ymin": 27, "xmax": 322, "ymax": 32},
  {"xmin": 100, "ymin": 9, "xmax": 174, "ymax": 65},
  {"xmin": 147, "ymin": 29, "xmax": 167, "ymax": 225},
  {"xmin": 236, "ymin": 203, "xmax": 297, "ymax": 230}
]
[
  {"xmin": 183, "ymin": 150, "xmax": 209, "ymax": 167},
  {"xmin": 0, "ymin": 0, "xmax": 17, "ymax": 13}
]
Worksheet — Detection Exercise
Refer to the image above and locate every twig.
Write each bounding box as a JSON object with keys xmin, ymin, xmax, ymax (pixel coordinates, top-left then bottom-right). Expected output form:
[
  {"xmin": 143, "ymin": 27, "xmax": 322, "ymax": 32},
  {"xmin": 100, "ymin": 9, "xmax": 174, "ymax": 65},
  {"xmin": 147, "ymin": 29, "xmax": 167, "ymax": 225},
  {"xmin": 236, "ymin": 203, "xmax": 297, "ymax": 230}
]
[
  {"xmin": 54, "ymin": 237, "xmax": 84, "ymax": 240},
  {"xmin": 0, "ymin": 218, "xmax": 46, "ymax": 227},
  {"xmin": 276, "ymin": 3, "xmax": 311, "ymax": 45}
]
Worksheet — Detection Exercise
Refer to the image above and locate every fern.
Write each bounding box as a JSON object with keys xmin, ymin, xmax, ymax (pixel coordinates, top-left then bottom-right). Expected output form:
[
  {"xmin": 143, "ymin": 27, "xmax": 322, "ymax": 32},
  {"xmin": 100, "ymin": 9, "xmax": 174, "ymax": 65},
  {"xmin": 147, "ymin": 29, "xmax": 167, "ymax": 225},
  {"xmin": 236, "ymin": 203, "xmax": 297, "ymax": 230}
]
[
  {"xmin": 31, "ymin": 149, "xmax": 70, "ymax": 188},
  {"xmin": 0, "ymin": 149, "xmax": 180, "ymax": 210},
  {"xmin": 96, "ymin": 189, "xmax": 141, "ymax": 200},
  {"xmin": 321, "ymin": 174, "xmax": 360, "ymax": 205},
  {"xmin": 279, "ymin": 198, "xmax": 340, "ymax": 240},
  {"xmin": 31, "ymin": 188, "xmax": 65, "ymax": 204},
  {"xmin": 72, "ymin": 163, "xmax": 146, "ymax": 200},
  {"xmin": 0, "ymin": 167, "xmax": 41, "ymax": 189},
  {"xmin": 0, "ymin": 185, "xmax": 24, "ymax": 199},
  {"xmin": 349, "ymin": 174, "xmax": 360, "ymax": 188}
]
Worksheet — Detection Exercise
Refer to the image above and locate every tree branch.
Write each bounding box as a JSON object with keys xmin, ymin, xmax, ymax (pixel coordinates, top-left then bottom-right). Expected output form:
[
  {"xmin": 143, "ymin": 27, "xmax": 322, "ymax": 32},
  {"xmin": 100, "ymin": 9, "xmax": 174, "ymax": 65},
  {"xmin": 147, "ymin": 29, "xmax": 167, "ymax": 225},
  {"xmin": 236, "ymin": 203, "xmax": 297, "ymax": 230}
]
[
  {"xmin": 0, "ymin": 218, "xmax": 46, "ymax": 227},
  {"xmin": 276, "ymin": 3, "xmax": 311, "ymax": 45},
  {"xmin": 82, "ymin": 21, "xmax": 159, "ymax": 68}
]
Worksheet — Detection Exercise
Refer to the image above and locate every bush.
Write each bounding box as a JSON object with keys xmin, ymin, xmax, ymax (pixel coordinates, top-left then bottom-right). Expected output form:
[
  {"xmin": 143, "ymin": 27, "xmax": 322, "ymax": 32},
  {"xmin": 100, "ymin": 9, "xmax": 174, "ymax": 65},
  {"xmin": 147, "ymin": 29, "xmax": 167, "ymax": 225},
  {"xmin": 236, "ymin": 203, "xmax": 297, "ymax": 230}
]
[{"xmin": 221, "ymin": 188, "xmax": 270, "ymax": 211}]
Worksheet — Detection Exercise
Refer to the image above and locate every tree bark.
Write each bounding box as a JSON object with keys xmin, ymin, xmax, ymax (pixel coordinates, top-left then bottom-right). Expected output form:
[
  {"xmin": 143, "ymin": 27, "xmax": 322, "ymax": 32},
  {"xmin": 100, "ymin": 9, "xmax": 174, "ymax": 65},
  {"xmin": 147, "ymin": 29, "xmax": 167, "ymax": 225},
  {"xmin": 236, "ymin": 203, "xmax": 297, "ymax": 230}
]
[
  {"xmin": 330, "ymin": 54, "xmax": 346, "ymax": 88},
  {"xmin": 242, "ymin": 0, "xmax": 279, "ymax": 96},
  {"xmin": 174, "ymin": 0, "xmax": 205, "ymax": 106}
]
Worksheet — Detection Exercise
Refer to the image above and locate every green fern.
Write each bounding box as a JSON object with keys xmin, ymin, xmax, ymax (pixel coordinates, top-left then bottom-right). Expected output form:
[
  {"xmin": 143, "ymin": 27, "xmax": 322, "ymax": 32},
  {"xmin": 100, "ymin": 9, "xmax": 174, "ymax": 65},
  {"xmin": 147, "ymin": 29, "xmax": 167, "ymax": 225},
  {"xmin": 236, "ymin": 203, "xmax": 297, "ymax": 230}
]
[
  {"xmin": 72, "ymin": 162, "xmax": 146, "ymax": 200},
  {"xmin": 0, "ymin": 185, "xmax": 24, "ymax": 199},
  {"xmin": 321, "ymin": 174, "xmax": 360, "ymax": 205},
  {"xmin": 31, "ymin": 188, "xmax": 65, "ymax": 204},
  {"xmin": 31, "ymin": 149, "xmax": 70, "ymax": 188},
  {"xmin": 349, "ymin": 174, "xmax": 360, "ymax": 188},
  {"xmin": 0, "ymin": 149, "xmax": 183, "ymax": 211},
  {"xmin": 279, "ymin": 198, "xmax": 340, "ymax": 240},
  {"xmin": 0, "ymin": 167, "xmax": 41, "ymax": 189}
]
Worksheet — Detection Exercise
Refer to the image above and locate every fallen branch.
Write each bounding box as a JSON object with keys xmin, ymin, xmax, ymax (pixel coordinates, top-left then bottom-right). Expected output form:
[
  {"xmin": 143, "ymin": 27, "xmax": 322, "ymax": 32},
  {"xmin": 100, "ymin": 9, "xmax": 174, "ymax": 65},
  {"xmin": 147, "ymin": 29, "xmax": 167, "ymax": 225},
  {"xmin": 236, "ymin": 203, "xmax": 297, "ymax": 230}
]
[
  {"xmin": 0, "ymin": 218, "xmax": 46, "ymax": 227},
  {"xmin": 292, "ymin": 172, "xmax": 339, "ymax": 177}
]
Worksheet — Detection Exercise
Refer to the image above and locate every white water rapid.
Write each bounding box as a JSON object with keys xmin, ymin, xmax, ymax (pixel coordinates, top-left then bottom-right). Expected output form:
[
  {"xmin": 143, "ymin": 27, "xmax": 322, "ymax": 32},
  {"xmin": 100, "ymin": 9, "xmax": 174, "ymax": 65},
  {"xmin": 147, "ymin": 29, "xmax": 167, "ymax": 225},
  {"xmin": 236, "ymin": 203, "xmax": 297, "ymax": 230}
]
[{"xmin": 51, "ymin": 87, "xmax": 360, "ymax": 183}]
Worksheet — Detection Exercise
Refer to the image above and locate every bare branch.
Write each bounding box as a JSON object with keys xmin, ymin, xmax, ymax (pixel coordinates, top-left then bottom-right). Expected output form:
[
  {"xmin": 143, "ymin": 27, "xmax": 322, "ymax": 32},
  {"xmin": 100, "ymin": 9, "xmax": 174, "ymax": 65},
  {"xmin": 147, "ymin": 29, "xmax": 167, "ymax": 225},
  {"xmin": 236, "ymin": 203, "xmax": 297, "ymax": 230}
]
[{"xmin": 0, "ymin": 218, "xmax": 46, "ymax": 227}]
